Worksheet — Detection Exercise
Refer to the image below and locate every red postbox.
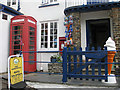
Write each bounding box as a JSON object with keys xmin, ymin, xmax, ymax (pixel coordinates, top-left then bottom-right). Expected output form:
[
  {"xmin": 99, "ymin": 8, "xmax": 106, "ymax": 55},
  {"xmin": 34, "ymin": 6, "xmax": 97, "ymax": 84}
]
[
  {"xmin": 10, "ymin": 15, "xmax": 37, "ymax": 72},
  {"xmin": 59, "ymin": 37, "xmax": 66, "ymax": 54}
]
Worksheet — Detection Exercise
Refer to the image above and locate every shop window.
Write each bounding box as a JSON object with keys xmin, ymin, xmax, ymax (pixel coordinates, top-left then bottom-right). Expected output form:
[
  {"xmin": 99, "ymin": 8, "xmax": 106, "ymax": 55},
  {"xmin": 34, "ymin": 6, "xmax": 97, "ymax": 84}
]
[
  {"xmin": 2, "ymin": 14, "xmax": 8, "ymax": 20},
  {"xmin": 40, "ymin": 21, "xmax": 58, "ymax": 49}
]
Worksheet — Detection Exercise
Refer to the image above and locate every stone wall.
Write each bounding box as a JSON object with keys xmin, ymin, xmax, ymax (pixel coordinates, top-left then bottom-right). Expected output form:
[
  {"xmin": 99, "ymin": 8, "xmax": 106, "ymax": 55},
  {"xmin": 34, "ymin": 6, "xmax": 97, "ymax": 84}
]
[
  {"xmin": 110, "ymin": 8, "xmax": 120, "ymax": 69},
  {"xmin": 48, "ymin": 63, "xmax": 63, "ymax": 73},
  {"xmin": 67, "ymin": 12, "xmax": 81, "ymax": 50}
]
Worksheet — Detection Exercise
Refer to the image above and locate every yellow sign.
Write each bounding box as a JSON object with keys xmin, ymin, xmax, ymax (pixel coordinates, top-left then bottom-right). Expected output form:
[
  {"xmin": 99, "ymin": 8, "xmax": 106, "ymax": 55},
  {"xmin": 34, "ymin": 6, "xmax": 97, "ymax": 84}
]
[{"xmin": 10, "ymin": 56, "xmax": 23, "ymax": 85}]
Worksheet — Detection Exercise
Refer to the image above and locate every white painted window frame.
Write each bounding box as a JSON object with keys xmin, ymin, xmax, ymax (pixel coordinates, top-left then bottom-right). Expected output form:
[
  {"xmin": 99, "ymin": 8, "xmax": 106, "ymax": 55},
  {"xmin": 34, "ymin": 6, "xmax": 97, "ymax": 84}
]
[{"xmin": 39, "ymin": 21, "xmax": 59, "ymax": 51}]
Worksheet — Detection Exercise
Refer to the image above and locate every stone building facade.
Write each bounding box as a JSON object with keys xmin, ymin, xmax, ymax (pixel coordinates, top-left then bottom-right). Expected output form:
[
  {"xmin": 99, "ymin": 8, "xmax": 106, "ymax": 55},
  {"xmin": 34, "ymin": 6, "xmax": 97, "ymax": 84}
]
[
  {"xmin": 64, "ymin": 2, "xmax": 120, "ymax": 71},
  {"xmin": 111, "ymin": 7, "xmax": 120, "ymax": 68}
]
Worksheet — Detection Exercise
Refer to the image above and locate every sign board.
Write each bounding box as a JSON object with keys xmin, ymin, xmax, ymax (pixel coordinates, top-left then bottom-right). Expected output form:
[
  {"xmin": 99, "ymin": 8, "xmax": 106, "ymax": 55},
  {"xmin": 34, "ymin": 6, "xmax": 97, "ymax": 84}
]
[{"xmin": 8, "ymin": 55, "xmax": 24, "ymax": 89}]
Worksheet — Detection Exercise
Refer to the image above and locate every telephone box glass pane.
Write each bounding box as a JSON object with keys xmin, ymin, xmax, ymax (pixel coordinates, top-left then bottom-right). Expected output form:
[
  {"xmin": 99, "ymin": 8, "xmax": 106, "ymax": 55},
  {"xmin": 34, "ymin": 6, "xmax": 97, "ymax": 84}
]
[
  {"xmin": 30, "ymin": 37, "xmax": 35, "ymax": 40},
  {"xmin": 30, "ymin": 32, "xmax": 35, "ymax": 36},
  {"xmin": 14, "ymin": 45, "xmax": 20, "ymax": 49},
  {"xmin": 14, "ymin": 50, "xmax": 20, "ymax": 54},
  {"xmin": 29, "ymin": 27, "xmax": 35, "ymax": 31},
  {"xmin": 29, "ymin": 46, "xmax": 34, "ymax": 50},
  {"xmin": 14, "ymin": 41, "xmax": 20, "ymax": 44},
  {"xmin": 30, "ymin": 41, "xmax": 35, "ymax": 45}
]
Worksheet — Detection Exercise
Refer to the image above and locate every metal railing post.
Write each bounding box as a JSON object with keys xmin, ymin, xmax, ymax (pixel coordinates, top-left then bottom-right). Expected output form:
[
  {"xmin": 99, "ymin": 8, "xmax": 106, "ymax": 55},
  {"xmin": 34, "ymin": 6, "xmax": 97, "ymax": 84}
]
[{"xmin": 62, "ymin": 47, "xmax": 67, "ymax": 83}]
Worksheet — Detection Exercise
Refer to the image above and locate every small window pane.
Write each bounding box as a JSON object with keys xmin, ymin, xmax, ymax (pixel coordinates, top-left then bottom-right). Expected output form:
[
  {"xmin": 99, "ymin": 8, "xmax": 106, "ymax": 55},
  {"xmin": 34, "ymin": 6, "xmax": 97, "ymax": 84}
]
[
  {"xmin": 14, "ymin": 50, "xmax": 20, "ymax": 54},
  {"xmin": 41, "ymin": 36, "xmax": 44, "ymax": 41},
  {"xmin": 14, "ymin": 31, "xmax": 21, "ymax": 34},
  {"xmin": 41, "ymin": 24, "xmax": 44, "ymax": 29},
  {"xmin": 45, "ymin": 30, "xmax": 48, "ymax": 35},
  {"xmin": 45, "ymin": 36, "xmax": 48, "ymax": 41},
  {"xmin": 54, "ymin": 29, "xmax": 57, "ymax": 34},
  {"xmin": 13, "ymin": 35, "xmax": 21, "ymax": 40},
  {"xmin": 12, "ymin": 0, "xmax": 16, "ymax": 5},
  {"xmin": 50, "ymin": 23, "xmax": 53, "ymax": 28},
  {"xmin": 30, "ymin": 27, "xmax": 35, "ymax": 31},
  {"xmin": 45, "ymin": 23, "xmax": 48, "ymax": 29},
  {"xmin": 50, "ymin": 42, "xmax": 53, "ymax": 48},
  {"xmin": 54, "ymin": 36, "xmax": 57, "ymax": 41},
  {"xmin": 50, "ymin": 36, "xmax": 53, "ymax": 41},
  {"xmin": 29, "ymin": 46, "xmax": 34, "ymax": 50},
  {"xmin": 54, "ymin": 22, "xmax": 57, "ymax": 28},
  {"xmin": 50, "ymin": 29, "xmax": 53, "ymax": 34},
  {"xmin": 30, "ymin": 37, "xmax": 35, "ymax": 40},
  {"xmin": 13, "ymin": 26, "xmax": 21, "ymax": 30},
  {"xmin": 54, "ymin": 42, "xmax": 57, "ymax": 48},
  {"xmin": 14, "ymin": 41, "xmax": 20, "ymax": 44},
  {"xmin": 30, "ymin": 32, "xmax": 35, "ymax": 36},
  {"xmin": 2, "ymin": 14, "xmax": 7, "ymax": 20},
  {"xmin": 14, "ymin": 45, "xmax": 20, "ymax": 49},
  {"xmin": 45, "ymin": 43, "xmax": 48, "ymax": 48},
  {"xmin": 30, "ymin": 41, "xmax": 35, "ymax": 45},
  {"xmin": 41, "ymin": 30, "xmax": 44, "ymax": 35},
  {"xmin": 41, "ymin": 43, "xmax": 44, "ymax": 48}
]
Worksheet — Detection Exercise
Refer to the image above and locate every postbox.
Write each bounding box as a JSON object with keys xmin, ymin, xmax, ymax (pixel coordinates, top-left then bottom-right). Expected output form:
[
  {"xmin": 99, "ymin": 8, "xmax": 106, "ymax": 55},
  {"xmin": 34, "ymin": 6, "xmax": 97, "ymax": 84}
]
[
  {"xmin": 9, "ymin": 15, "xmax": 37, "ymax": 72},
  {"xmin": 59, "ymin": 37, "xmax": 66, "ymax": 54}
]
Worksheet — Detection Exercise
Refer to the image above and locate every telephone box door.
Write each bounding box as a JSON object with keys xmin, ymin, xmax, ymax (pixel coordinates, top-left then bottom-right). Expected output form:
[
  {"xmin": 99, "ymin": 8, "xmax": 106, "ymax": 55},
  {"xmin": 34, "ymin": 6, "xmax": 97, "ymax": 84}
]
[{"xmin": 10, "ymin": 15, "xmax": 37, "ymax": 72}]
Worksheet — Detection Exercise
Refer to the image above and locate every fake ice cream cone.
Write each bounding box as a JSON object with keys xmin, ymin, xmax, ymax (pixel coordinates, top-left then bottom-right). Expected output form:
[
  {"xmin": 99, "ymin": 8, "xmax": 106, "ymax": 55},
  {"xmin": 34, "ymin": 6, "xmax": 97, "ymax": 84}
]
[{"xmin": 107, "ymin": 51, "xmax": 116, "ymax": 75}]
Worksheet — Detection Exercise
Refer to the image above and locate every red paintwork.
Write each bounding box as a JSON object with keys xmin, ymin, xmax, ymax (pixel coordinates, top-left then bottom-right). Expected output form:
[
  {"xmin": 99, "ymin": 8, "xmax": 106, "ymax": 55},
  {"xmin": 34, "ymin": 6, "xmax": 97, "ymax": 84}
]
[
  {"xmin": 59, "ymin": 37, "xmax": 66, "ymax": 55},
  {"xmin": 10, "ymin": 15, "xmax": 37, "ymax": 72}
]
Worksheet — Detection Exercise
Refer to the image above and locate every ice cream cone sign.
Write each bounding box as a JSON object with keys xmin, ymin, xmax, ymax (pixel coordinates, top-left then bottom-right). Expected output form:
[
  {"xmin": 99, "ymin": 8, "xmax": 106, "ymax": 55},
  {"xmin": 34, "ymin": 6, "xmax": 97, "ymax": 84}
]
[{"xmin": 104, "ymin": 37, "xmax": 116, "ymax": 75}]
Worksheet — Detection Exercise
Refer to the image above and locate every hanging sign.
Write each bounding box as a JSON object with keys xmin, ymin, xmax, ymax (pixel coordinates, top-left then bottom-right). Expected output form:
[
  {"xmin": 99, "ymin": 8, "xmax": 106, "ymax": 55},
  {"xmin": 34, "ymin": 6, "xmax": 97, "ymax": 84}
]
[{"xmin": 8, "ymin": 55, "xmax": 25, "ymax": 89}]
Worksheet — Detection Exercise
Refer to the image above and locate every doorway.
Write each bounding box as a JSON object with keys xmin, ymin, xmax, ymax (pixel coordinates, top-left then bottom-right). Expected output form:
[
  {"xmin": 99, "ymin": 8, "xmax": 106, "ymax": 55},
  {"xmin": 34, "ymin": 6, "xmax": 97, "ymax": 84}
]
[{"xmin": 86, "ymin": 19, "xmax": 111, "ymax": 50}]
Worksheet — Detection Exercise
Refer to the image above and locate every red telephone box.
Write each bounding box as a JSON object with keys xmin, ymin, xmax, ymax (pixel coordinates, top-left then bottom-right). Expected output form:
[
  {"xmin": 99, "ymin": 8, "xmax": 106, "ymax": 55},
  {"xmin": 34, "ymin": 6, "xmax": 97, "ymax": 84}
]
[
  {"xmin": 59, "ymin": 37, "xmax": 66, "ymax": 54},
  {"xmin": 10, "ymin": 15, "xmax": 37, "ymax": 72}
]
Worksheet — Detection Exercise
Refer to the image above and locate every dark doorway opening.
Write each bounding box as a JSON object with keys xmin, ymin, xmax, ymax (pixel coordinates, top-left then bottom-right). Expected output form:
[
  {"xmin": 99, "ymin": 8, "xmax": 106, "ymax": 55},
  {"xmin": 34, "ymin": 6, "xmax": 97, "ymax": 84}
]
[{"xmin": 86, "ymin": 19, "xmax": 110, "ymax": 50}]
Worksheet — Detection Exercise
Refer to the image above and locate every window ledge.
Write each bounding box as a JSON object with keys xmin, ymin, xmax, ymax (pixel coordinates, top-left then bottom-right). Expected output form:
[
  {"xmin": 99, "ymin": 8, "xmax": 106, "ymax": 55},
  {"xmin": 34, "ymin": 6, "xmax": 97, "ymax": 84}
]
[{"xmin": 39, "ymin": 3, "xmax": 59, "ymax": 8}]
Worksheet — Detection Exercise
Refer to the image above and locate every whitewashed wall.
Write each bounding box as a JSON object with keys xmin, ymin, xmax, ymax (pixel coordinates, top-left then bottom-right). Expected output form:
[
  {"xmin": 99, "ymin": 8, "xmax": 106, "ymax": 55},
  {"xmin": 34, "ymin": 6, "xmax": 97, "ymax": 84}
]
[
  {"xmin": 0, "ymin": 0, "xmax": 18, "ymax": 10},
  {"xmin": 0, "ymin": 12, "xmax": 2, "ymax": 73},
  {"xmin": 20, "ymin": 0, "xmax": 66, "ymax": 71},
  {"xmin": 0, "ymin": 12, "xmax": 13, "ymax": 73}
]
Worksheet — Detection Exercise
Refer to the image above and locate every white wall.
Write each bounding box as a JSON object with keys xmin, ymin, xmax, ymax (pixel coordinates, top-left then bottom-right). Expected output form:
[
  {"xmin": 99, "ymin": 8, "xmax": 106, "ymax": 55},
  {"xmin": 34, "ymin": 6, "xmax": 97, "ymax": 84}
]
[
  {"xmin": 0, "ymin": 0, "xmax": 7, "ymax": 5},
  {"xmin": 20, "ymin": 0, "xmax": 66, "ymax": 37},
  {"xmin": 0, "ymin": 12, "xmax": 3, "ymax": 73},
  {"xmin": 0, "ymin": 12, "xmax": 12, "ymax": 73},
  {"xmin": 0, "ymin": 0, "xmax": 18, "ymax": 10},
  {"xmin": 81, "ymin": 10, "xmax": 111, "ymax": 51},
  {"xmin": 20, "ymin": 0, "xmax": 66, "ymax": 71}
]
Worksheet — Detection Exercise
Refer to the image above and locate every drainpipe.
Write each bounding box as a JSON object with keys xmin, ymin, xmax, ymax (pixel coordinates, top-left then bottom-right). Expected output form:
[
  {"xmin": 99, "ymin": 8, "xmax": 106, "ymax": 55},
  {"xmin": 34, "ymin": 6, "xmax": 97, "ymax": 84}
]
[{"xmin": 17, "ymin": 0, "xmax": 21, "ymax": 11}]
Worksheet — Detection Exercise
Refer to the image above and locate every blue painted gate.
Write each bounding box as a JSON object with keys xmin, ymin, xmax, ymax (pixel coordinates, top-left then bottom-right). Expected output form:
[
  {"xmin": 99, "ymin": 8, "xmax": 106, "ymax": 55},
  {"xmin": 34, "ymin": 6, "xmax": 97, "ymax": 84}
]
[{"xmin": 62, "ymin": 47, "xmax": 108, "ymax": 82}]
